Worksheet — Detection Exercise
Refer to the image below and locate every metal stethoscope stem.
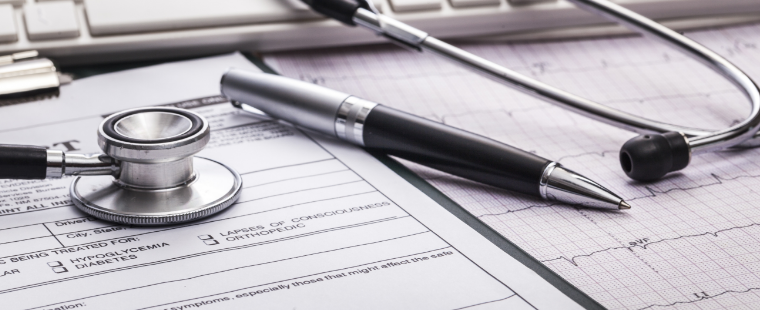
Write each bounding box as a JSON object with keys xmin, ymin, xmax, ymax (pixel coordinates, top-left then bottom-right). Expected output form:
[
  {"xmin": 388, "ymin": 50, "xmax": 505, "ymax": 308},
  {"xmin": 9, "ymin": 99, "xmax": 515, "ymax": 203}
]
[{"xmin": 350, "ymin": 0, "xmax": 760, "ymax": 181}]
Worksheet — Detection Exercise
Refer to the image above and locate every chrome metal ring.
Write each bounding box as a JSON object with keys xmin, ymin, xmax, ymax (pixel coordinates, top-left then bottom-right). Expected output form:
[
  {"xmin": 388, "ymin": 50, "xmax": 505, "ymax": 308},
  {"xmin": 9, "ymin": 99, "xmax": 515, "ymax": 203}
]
[
  {"xmin": 45, "ymin": 150, "xmax": 64, "ymax": 178},
  {"xmin": 98, "ymin": 107, "xmax": 210, "ymax": 163},
  {"xmin": 335, "ymin": 96, "xmax": 378, "ymax": 146},
  {"xmin": 539, "ymin": 161, "xmax": 559, "ymax": 200},
  {"xmin": 71, "ymin": 157, "xmax": 242, "ymax": 226}
]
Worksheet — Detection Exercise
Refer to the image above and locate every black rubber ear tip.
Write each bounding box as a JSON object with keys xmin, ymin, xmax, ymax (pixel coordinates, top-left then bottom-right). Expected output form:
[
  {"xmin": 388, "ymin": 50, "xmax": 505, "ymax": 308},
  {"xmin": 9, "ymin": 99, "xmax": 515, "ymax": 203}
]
[
  {"xmin": 619, "ymin": 131, "xmax": 690, "ymax": 181},
  {"xmin": 305, "ymin": 0, "xmax": 362, "ymax": 25}
]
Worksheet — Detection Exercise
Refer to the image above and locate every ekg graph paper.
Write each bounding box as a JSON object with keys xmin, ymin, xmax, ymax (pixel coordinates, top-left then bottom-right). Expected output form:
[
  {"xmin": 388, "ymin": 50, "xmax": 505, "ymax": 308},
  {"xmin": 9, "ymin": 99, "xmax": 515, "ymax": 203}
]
[{"xmin": 267, "ymin": 23, "xmax": 760, "ymax": 310}]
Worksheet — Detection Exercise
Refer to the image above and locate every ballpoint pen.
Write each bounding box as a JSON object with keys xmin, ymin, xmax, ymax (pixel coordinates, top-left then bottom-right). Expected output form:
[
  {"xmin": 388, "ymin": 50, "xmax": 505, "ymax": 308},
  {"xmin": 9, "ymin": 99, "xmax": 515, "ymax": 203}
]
[{"xmin": 220, "ymin": 69, "xmax": 630, "ymax": 210}]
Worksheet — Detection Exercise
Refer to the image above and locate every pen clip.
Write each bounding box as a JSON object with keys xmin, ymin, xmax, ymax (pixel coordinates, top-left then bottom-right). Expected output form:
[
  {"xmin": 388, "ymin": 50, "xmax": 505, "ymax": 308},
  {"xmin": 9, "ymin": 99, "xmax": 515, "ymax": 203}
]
[
  {"xmin": 0, "ymin": 50, "xmax": 72, "ymax": 106},
  {"xmin": 0, "ymin": 50, "xmax": 39, "ymax": 66}
]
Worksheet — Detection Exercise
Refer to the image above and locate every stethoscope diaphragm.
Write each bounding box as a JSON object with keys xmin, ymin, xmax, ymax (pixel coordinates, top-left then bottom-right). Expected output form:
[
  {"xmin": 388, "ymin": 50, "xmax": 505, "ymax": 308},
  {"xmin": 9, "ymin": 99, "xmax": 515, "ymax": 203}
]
[
  {"xmin": 68, "ymin": 106, "xmax": 243, "ymax": 225},
  {"xmin": 0, "ymin": 106, "xmax": 243, "ymax": 225}
]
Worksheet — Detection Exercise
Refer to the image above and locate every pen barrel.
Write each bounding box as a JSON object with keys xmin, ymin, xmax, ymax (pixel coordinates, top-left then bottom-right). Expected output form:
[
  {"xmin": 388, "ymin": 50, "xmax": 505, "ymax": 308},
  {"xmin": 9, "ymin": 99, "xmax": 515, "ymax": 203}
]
[{"xmin": 362, "ymin": 105, "xmax": 550, "ymax": 196}]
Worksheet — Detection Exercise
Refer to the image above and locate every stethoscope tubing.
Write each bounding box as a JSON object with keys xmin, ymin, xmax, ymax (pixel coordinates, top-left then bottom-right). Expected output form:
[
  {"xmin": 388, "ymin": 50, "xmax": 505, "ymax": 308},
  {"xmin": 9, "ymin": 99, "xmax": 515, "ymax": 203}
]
[
  {"xmin": 354, "ymin": 0, "xmax": 760, "ymax": 155},
  {"xmin": 568, "ymin": 0, "xmax": 760, "ymax": 154}
]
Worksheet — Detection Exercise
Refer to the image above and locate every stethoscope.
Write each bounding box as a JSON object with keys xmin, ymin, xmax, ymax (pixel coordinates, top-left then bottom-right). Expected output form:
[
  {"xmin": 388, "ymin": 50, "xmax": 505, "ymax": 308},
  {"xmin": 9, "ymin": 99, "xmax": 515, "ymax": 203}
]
[
  {"xmin": 309, "ymin": 0, "xmax": 760, "ymax": 181},
  {"xmin": 0, "ymin": 107, "xmax": 243, "ymax": 225},
  {"xmin": 0, "ymin": 0, "xmax": 757, "ymax": 226}
]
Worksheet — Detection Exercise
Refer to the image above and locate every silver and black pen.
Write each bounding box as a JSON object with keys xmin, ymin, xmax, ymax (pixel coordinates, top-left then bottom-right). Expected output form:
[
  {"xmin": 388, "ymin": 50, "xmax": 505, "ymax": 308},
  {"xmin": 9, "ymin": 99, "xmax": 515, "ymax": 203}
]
[{"xmin": 220, "ymin": 69, "xmax": 630, "ymax": 210}]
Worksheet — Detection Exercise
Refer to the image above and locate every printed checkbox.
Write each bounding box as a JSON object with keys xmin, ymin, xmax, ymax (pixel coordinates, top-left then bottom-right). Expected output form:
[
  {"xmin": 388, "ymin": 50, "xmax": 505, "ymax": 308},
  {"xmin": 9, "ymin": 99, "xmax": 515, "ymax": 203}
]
[
  {"xmin": 52, "ymin": 267, "xmax": 68, "ymax": 273},
  {"xmin": 204, "ymin": 239, "xmax": 219, "ymax": 245},
  {"xmin": 197, "ymin": 235, "xmax": 214, "ymax": 240},
  {"xmin": 47, "ymin": 261, "xmax": 63, "ymax": 267}
]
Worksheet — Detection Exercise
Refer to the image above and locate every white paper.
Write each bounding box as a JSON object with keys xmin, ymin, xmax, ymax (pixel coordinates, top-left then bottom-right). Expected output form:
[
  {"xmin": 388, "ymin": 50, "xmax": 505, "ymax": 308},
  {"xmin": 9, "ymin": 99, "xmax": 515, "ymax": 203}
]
[
  {"xmin": 267, "ymin": 24, "xmax": 760, "ymax": 310},
  {"xmin": 0, "ymin": 53, "xmax": 580, "ymax": 309}
]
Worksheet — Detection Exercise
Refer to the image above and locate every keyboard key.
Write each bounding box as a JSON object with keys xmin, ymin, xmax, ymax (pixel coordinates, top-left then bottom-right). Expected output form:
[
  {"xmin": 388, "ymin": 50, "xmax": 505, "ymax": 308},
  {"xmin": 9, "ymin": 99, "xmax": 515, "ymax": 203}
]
[
  {"xmin": 450, "ymin": 0, "xmax": 500, "ymax": 8},
  {"xmin": 390, "ymin": 0, "xmax": 442, "ymax": 12},
  {"xmin": 0, "ymin": 4, "xmax": 17, "ymax": 43},
  {"xmin": 84, "ymin": 0, "xmax": 320, "ymax": 36},
  {"xmin": 508, "ymin": 0, "xmax": 554, "ymax": 4},
  {"xmin": 24, "ymin": 1, "xmax": 80, "ymax": 40},
  {"xmin": 0, "ymin": 0, "xmax": 23, "ymax": 7}
]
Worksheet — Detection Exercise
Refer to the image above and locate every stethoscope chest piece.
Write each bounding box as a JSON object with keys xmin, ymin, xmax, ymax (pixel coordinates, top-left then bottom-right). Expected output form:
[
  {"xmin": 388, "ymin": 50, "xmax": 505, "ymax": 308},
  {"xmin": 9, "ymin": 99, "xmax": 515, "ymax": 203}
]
[{"xmin": 69, "ymin": 107, "xmax": 242, "ymax": 225}]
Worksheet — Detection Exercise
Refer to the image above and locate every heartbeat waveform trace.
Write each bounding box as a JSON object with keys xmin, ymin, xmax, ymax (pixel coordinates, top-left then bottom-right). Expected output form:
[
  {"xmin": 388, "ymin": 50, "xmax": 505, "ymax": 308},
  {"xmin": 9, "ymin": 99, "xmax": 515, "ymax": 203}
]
[
  {"xmin": 456, "ymin": 152, "xmax": 760, "ymax": 267},
  {"xmin": 556, "ymin": 150, "xmax": 617, "ymax": 162},
  {"xmin": 467, "ymin": 169, "xmax": 760, "ymax": 218},
  {"xmin": 429, "ymin": 88, "xmax": 739, "ymax": 126},
  {"xmin": 475, "ymin": 203, "xmax": 562, "ymax": 217},
  {"xmin": 630, "ymin": 172, "xmax": 760, "ymax": 201},
  {"xmin": 284, "ymin": 44, "xmax": 712, "ymax": 83},
  {"xmin": 638, "ymin": 287, "xmax": 760, "ymax": 310},
  {"xmin": 540, "ymin": 222, "xmax": 760, "ymax": 266}
]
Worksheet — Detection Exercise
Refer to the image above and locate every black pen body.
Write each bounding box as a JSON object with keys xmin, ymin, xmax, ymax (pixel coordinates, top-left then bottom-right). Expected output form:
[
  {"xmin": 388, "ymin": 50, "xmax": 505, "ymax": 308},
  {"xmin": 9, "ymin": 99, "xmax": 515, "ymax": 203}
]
[
  {"xmin": 362, "ymin": 105, "xmax": 550, "ymax": 197},
  {"xmin": 221, "ymin": 69, "xmax": 627, "ymax": 210},
  {"xmin": 220, "ymin": 70, "xmax": 550, "ymax": 197}
]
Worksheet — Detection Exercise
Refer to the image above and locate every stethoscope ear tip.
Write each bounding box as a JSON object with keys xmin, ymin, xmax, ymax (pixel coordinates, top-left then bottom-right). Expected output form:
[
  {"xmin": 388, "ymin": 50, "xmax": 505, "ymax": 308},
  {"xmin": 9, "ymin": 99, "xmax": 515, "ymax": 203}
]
[{"xmin": 619, "ymin": 131, "xmax": 690, "ymax": 182}]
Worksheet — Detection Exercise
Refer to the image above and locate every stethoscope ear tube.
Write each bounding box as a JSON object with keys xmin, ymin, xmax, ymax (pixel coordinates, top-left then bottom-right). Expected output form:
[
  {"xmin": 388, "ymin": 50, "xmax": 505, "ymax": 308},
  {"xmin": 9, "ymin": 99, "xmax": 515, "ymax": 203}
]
[
  {"xmin": 568, "ymin": 0, "xmax": 760, "ymax": 153},
  {"xmin": 0, "ymin": 144, "xmax": 48, "ymax": 179},
  {"xmin": 333, "ymin": 0, "xmax": 760, "ymax": 181},
  {"xmin": 0, "ymin": 144, "xmax": 118, "ymax": 179}
]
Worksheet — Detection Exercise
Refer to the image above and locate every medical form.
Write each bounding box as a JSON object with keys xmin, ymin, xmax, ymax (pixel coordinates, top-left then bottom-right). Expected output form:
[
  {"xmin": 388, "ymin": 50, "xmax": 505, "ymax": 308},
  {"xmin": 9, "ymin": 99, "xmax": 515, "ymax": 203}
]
[{"xmin": 0, "ymin": 54, "xmax": 581, "ymax": 309}]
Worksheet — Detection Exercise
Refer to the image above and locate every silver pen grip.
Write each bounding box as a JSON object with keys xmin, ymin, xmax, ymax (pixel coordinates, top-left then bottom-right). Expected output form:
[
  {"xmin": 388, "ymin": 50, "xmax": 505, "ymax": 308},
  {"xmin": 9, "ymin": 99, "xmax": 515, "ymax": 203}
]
[
  {"xmin": 221, "ymin": 69, "xmax": 350, "ymax": 137},
  {"xmin": 334, "ymin": 96, "xmax": 378, "ymax": 146}
]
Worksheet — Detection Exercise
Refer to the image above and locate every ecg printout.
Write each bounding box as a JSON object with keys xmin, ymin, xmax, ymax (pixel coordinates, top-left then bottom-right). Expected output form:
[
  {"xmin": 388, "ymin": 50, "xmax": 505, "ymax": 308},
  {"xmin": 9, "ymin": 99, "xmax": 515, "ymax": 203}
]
[
  {"xmin": 267, "ymin": 23, "xmax": 760, "ymax": 310},
  {"xmin": 0, "ymin": 54, "xmax": 582, "ymax": 309}
]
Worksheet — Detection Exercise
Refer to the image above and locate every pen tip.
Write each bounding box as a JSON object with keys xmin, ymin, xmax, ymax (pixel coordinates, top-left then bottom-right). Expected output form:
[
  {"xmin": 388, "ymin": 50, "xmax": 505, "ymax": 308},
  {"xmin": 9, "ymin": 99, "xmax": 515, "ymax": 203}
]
[{"xmin": 618, "ymin": 201, "xmax": 631, "ymax": 210}]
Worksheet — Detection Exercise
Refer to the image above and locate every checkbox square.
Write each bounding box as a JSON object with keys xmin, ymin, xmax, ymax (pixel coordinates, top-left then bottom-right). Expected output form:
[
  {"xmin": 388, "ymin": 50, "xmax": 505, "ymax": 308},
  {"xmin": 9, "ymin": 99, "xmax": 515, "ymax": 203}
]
[
  {"xmin": 47, "ymin": 261, "xmax": 63, "ymax": 267},
  {"xmin": 204, "ymin": 240, "xmax": 219, "ymax": 245},
  {"xmin": 198, "ymin": 235, "xmax": 214, "ymax": 240},
  {"xmin": 52, "ymin": 267, "xmax": 68, "ymax": 273}
]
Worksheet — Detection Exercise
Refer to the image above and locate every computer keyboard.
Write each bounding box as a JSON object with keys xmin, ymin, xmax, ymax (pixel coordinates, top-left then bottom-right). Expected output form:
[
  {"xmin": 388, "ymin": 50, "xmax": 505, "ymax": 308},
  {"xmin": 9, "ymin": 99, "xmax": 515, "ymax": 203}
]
[{"xmin": 0, "ymin": 0, "xmax": 758, "ymax": 64}]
